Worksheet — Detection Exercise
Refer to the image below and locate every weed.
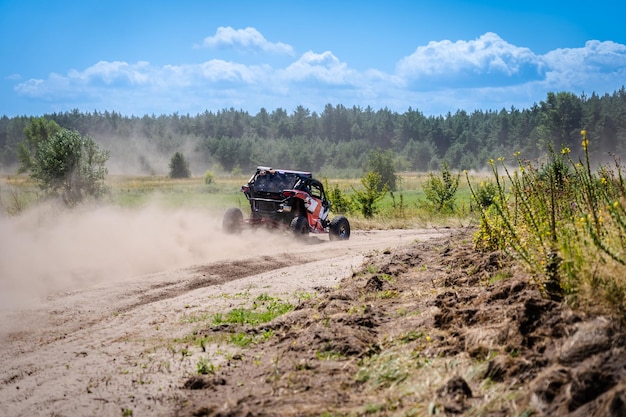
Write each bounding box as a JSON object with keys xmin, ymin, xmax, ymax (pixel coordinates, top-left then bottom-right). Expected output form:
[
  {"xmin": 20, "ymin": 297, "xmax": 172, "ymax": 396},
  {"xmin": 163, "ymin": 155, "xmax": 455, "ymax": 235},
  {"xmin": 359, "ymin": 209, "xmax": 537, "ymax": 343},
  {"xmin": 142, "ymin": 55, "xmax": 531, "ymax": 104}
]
[
  {"xmin": 229, "ymin": 332, "xmax": 254, "ymax": 348},
  {"xmin": 469, "ymin": 132, "xmax": 626, "ymax": 316},
  {"xmin": 196, "ymin": 357, "xmax": 216, "ymax": 375}
]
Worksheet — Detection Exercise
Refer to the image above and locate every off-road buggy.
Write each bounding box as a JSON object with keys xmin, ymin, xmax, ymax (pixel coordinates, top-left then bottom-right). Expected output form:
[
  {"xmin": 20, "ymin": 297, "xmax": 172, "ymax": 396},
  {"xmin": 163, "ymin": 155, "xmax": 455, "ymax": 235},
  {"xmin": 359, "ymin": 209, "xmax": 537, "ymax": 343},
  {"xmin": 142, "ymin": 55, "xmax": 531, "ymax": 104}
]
[{"xmin": 222, "ymin": 167, "xmax": 350, "ymax": 240}]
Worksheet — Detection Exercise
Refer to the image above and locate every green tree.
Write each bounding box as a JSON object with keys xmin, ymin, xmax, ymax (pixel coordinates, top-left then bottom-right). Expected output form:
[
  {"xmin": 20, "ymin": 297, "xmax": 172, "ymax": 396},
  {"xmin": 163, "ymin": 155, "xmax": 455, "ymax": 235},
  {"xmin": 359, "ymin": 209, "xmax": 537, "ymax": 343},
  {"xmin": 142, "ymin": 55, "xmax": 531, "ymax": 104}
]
[
  {"xmin": 352, "ymin": 171, "xmax": 387, "ymax": 218},
  {"xmin": 169, "ymin": 152, "xmax": 191, "ymax": 178},
  {"xmin": 29, "ymin": 128, "xmax": 109, "ymax": 206},
  {"xmin": 367, "ymin": 148, "xmax": 398, "ymax": 191},
  {"xmin": 18, "ymin": 117, "xmax": 62, "ymax": 173}
]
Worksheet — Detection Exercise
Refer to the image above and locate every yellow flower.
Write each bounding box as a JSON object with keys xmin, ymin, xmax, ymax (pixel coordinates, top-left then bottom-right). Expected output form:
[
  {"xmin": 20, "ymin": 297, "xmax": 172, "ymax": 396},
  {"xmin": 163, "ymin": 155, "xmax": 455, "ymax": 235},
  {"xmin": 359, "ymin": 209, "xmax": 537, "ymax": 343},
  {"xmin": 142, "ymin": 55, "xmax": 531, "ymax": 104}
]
[
  {"xmin": 514, "ymin": 151, "xmax": 521, "ymax": 157},
  {"xmin": 581, "ymin": 129, "xmax": 589, "ymax": 150},
  {"xmin": 602, "ymin": 177, "xmax": 607, "ymax": 185},
  {"xmin": 561, "ymin": 147, "xmax": 571, "ymax": 155},
  {"xmin": 614, "ymin": 201, "xmax": 620, "ymax": 209}
]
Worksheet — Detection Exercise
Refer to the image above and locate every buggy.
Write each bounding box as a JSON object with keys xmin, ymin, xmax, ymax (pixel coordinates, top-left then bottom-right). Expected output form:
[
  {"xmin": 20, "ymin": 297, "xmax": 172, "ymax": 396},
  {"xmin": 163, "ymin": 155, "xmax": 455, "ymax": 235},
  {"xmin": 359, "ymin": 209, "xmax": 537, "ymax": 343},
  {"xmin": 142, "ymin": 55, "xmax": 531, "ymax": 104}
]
[{"xmin": 222, "ymin": 167, "xmax": 350, "ymax": 240}]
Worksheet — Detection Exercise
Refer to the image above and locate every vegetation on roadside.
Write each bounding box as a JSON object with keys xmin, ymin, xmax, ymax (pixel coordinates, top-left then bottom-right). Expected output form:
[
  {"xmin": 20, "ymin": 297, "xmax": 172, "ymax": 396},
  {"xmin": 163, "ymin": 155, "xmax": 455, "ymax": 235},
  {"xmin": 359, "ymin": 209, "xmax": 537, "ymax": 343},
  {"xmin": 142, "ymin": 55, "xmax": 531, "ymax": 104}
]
[{"xmin": 470, "ymin": 129, "xmax": 626, "ymax": 318}]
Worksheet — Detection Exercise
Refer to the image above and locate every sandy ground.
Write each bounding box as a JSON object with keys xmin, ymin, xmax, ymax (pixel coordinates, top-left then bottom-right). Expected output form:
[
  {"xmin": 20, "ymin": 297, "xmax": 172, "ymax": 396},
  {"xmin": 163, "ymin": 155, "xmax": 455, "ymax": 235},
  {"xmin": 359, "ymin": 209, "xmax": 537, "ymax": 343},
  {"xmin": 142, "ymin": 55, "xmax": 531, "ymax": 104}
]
[{"xmin": 0, "ymin": 218, "xmax": 451, "ymax": 417}]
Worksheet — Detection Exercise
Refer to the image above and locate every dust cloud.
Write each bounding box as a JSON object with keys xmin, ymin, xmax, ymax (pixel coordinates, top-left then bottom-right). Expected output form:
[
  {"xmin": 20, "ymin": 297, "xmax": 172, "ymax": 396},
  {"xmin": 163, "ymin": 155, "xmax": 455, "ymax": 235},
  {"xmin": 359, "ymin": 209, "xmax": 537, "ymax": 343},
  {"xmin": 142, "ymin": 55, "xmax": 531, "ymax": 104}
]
[{"xmin": 0, "ymin": 202, "xmax": 288, "ymax": 310}]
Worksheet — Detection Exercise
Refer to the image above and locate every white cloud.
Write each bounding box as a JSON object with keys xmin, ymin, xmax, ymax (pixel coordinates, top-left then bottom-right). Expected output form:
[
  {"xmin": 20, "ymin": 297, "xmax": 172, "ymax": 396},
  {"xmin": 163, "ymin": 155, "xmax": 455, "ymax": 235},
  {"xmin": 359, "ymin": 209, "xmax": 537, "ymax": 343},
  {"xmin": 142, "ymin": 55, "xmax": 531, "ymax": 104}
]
[
  {"xmin": 541, "ymin": 40, "xmax": 626, "ymax": 89},
  {"xmin": 68, "ymin": 61, "xmax": 151, "ymax": 85},
  {"xmin": 282, "ymin": 51, "xmax": 355, "ymax": 84},
  {"xmin": 396, "ymin": 32, "xmax": 540, "ymax": 81},
  {"xmin": 10, "ymin": 32, "xmax": 626, "ymax": 117},
  {"xmin": 198, "ymin": 26, "xmax": 295, "ymax": 55}
]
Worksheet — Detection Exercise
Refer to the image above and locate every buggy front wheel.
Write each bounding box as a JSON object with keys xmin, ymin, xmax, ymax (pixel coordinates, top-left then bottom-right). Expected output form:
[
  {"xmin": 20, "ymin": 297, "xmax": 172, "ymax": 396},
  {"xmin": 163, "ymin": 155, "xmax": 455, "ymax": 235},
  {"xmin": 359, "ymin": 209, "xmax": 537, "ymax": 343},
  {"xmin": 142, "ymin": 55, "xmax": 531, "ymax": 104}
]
[{"xmin": 329, "ymin": 216, "xmax": 350, "ymax": 241}]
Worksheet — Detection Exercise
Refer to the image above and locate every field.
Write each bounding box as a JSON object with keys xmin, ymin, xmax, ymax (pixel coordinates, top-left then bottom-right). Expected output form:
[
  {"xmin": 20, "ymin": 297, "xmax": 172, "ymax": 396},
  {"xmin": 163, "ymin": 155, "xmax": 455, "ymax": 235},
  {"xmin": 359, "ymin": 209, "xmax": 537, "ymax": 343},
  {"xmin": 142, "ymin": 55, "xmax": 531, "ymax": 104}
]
[
  {"xmin": 1, "ymin": 171, "xmax": 478, "ymax": 227},
  {"xmin": 1, "ymin": 166, "xmax": 626, "ymax": 416}
]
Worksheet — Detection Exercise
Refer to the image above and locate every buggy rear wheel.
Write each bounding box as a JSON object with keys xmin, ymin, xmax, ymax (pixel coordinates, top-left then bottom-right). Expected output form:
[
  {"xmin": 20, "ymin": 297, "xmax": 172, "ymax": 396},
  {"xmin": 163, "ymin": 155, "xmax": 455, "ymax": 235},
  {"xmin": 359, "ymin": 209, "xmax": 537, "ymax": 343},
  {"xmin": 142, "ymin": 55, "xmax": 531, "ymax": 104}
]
[
  {"xmin": 329, "ymin": 216, "xmax": 350, "ymax": 240},
  {"xmin": 290, "ymin": 215, "xmax": 309, "ymax": 239},
  {"xmin": 222, "ymin": 207, "xmax": 243, "ymax": 234}
]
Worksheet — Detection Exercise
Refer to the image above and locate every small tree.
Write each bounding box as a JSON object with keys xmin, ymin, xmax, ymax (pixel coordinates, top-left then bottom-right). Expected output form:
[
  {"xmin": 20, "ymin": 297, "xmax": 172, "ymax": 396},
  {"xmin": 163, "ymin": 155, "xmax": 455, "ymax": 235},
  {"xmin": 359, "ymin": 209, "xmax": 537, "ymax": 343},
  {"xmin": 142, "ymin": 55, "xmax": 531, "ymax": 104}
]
[
  {"xmin": 28, "ymin": 128, "xmax": 109, "ymax": 206},
  {"xmin": 368, "ymin": 149, "xmax": 398, "ymax": 192},
  {"xmin": 169, "ymin": 152, "xmax": 191, "ymax": 178},
  {"xmin": 325, "ymin": 179, "xmax": 352, "ymax": 214},
  {"xmin": 422, "ymin": 162, "xmax": 460, "ymax": 213},
  {"xmin": 352, "ymin": 171, "xmax": 387, "ymax": 218}
]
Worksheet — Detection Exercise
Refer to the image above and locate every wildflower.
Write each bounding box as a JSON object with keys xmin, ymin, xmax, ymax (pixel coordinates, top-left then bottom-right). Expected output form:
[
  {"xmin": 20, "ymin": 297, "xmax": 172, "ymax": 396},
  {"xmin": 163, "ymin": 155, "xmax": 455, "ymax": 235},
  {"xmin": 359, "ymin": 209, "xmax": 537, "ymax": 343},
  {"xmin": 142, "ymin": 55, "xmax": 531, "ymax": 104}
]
[
  {"xmin": 514, "ymin": 151, "xmax": 521, "ymax": 157},
  {"xmin": 581, "ymin": 129, "xmax": 589, "ymax": 150},
  {"xmin": 561, "ymin": 147, "xmax": 571, "ymax": 155},
  {"xmin": 614, "ymin": 201, "xmax": 620, "ymax": 209},
  {"xmin": 498, "ymin": 156, "xmax": 505, "ymax": 162},
  {"xmin": 602, "ymin": 177, "xmax": 608, "ymax": 185}
]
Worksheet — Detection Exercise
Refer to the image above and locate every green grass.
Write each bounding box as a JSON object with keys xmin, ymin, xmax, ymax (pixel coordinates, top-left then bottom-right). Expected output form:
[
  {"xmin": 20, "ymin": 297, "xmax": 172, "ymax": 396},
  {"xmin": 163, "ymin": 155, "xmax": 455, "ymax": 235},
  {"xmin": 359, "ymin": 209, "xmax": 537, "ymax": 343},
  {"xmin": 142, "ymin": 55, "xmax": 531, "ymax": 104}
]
[
  {"xmin": 2, "ymin": 171, "xmax": 481, "ymax": 228},
  {"xmin": 211, "ymin": 294, "xmax": 294, "ymax": 327}
]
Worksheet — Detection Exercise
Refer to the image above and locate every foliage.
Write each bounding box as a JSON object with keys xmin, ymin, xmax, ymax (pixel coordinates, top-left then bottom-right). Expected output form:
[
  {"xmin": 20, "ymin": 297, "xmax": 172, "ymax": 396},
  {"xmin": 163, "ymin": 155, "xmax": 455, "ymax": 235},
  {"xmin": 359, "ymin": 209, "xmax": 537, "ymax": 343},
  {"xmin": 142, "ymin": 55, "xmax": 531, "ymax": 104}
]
[
  {"xmin": 422, "ymin": 162, "xmax": 460, "ymax": 213},
  {"xmin": 27, "ymin": 128, "xmax": 109, "ymax": 206},
  {"xmin": 324, "ymin": 179, "xmax": 352, "ymax": 214},
  {"xmin": 352, "ymin": 171, "xmax": 387, "ymax": 218},
  {"xmin": 471, "ymin": 180, "xmax": 498, "ymax": 210},
  {"xmin": 203, "ymin": 170, "xmax": 215, "ymax": 185},
  {"xmin": 3, "ymin": 88, "xmax": 626, "ymax": 176},
  {"xmin": 169, "ymin": 152, "xmax": 191, "ymax": 179},
  {"xmin": 471, "ymin": 131, "xmax": 626, "ymax": 316},
  {"xmin": 367, "ymin": 149, "xmax": 398, "ymax": 191},
  {"xmin": 211, "ymin": 294, "xmax": 294, "ymax": 327},
  {"xmin": 17, "ymin": 117, "xmax": 62, "ymax": 173}
]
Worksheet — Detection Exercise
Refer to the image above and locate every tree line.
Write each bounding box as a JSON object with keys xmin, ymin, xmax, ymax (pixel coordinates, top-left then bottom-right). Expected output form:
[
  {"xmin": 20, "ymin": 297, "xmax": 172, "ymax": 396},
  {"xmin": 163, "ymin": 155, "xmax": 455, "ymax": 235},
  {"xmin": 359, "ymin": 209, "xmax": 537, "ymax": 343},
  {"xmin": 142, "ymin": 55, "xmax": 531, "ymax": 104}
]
[{"xmin": 1, "ymin": 87, "xmax": 626, "ymax": 175}]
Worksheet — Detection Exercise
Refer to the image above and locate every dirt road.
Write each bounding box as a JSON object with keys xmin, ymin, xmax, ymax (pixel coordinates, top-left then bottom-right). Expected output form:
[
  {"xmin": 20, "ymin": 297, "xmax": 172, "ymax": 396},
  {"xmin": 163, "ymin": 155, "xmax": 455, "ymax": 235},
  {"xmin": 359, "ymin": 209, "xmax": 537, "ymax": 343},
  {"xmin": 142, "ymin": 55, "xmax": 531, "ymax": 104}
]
[{"xmin": 0, "ymin": 227, "xmax": 451, "ymax": 417}]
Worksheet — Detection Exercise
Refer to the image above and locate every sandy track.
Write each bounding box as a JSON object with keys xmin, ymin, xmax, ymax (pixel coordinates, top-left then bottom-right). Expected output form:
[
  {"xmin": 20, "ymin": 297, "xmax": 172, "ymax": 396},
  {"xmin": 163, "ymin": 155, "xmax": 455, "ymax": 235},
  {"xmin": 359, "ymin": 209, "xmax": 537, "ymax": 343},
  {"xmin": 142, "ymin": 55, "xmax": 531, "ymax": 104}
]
[{"xmin": 0, "ymin": 227, "xmax": 451, "ymax": 417}]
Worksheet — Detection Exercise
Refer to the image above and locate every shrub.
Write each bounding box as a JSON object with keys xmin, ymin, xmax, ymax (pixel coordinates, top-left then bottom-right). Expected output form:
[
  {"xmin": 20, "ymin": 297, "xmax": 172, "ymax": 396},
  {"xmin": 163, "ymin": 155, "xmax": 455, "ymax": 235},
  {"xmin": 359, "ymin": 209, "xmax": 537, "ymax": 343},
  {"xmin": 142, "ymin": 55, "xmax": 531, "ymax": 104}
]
[
  {"xmin": 471, "ymin": 131, "xmax": 626, "ymax": 316},
  {"xmin": 204, "ymin": 170, "xmax": 215, "ymax": 185},
  {"xmin": 325, "ymin": 180, "xmax": 352, "ymax": 214},
  {"xmin": 422, "ymin": 162, "xmax": 459, "ymax": 213},
  {"xmin": 28, "ymin": 128, "xmax": 109, "ymax": 206}
]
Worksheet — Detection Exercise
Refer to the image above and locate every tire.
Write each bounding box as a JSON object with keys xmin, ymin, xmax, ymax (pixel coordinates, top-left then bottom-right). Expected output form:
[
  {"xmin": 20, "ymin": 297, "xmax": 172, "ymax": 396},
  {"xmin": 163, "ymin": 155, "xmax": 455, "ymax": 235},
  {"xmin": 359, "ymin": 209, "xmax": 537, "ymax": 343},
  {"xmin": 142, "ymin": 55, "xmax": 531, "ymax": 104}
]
[
  {"xmin": 290, "ymin": 215, "xmax": 309, "ymax": 238},
  {"xmin": 329, "ymin": 216, "xmax": 350, "ymax": 241},
  {"xmin": 222, "ymin": 207, "xmax": 243, "ymax": 234}
]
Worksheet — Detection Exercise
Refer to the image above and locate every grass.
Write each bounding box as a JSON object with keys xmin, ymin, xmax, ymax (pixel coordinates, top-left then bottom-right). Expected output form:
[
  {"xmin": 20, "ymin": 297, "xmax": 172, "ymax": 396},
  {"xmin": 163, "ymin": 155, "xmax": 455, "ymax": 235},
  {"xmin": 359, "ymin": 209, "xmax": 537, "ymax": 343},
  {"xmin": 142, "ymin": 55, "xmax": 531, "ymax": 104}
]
[{"xmin": 1, "ymin": 170, "xmax": 482, "ymax": 229}]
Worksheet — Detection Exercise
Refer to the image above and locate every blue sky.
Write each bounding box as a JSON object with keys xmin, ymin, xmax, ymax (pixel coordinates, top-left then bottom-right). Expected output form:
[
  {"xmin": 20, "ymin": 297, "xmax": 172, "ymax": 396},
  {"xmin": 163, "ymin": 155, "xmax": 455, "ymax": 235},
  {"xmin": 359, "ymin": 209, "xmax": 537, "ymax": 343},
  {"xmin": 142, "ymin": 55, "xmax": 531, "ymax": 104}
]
[{"xmin": 1, "ymin": 0, "xmax": 625, "ymax": 118}]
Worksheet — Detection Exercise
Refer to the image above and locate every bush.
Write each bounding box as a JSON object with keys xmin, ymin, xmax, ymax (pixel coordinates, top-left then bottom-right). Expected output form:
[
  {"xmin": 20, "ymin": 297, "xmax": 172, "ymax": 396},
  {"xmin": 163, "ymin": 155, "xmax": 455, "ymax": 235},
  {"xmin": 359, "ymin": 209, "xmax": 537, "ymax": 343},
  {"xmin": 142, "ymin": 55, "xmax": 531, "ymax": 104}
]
[
  {"xmin": 204, "ymin": 170, "xmax": 215, "ymax": 185},
  {"xmin": 471, "ymin": 181, "xmax": 498, "ymax": 210},
  {"xmin": 422, "ymin": 162, "xmax": 459, "ymax": 213},
  {"xmin": 325, "ymin": 180, "xmax": 352, "ymax": 214},
  {"xmin": 28, "ymin": 128, "xmax": 109, "ymax": 206}
]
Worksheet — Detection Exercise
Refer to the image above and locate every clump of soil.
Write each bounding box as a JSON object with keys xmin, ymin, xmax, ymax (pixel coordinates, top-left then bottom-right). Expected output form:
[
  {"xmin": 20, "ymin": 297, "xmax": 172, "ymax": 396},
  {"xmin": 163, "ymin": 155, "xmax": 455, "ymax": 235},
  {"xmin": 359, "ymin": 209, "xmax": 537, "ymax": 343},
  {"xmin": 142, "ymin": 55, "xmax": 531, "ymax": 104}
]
[{"xmin": 176, "ymin": 229, "xmax": 626, "ymax": 417}]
